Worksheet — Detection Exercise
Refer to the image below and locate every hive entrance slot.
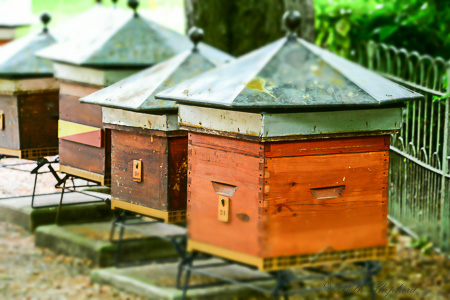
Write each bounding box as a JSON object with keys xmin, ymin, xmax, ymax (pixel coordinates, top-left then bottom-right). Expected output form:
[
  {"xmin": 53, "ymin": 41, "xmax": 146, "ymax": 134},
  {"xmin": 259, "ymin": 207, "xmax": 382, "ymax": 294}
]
[
  {"xmin": 310, "ymin": 185, "xmax": 345, "ymax": 199},
  {"xmin": 211, "ymin": 181, "xmax": 237, "ymax": 197}
]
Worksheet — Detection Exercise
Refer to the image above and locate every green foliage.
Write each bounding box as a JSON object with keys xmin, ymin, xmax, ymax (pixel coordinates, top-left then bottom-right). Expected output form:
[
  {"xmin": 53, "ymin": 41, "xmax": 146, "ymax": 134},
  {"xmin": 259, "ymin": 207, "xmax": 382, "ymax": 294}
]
[
  {"xmin": 410, "ymin": 236, "xmax": 433, "ymax": 255},
  {"xmin": 315, "ymin": 0, "xmax": 450, "ymax": 59}
]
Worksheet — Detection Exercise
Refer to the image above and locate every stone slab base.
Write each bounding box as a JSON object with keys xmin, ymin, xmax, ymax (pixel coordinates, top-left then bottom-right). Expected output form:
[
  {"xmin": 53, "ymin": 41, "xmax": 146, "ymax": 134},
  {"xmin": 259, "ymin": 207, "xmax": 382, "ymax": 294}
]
[
  {"xmin": 91, "ymin": 259, "xmax": 273, "ymax": 299},
  {"xmin": 0, "ymin": 192, "xmax": 113, "ymax": 231},
  {"xmin": 35, "ymin": 221, "xmax": 186, "ymax": 267}
]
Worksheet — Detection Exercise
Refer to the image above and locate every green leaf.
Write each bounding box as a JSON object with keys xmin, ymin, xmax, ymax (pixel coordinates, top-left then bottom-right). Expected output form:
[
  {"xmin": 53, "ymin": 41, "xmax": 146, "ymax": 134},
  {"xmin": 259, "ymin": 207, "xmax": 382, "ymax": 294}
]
[
  {"xmin": 335, "ymin": 18, "xmax": 351, "ymax": 37},
  {"xmin": 379, "ymin": 25, "xmax": 398, "ymax": 40}
]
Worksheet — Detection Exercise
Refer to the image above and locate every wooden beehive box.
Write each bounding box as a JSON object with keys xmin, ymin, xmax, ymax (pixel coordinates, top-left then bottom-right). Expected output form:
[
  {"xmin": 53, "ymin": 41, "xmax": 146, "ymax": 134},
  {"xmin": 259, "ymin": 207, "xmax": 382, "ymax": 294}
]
[
  {"xmin": 0, "ymin": 15, "xmax": 59, "ymax": 160},
  {"xmin": 156, "ymin": 13, "xmax": 423, "ymax": 270},
  {"xmin": 80, "ymin": 29, "xmax": 233, "ymax": 222},
  {"xmin": 0, "ymin": 2, "xmax": 34, "ymax": 46},
  {"xmin": 37, "ymin": 2, "xmax": 197, "ymax": 185}
]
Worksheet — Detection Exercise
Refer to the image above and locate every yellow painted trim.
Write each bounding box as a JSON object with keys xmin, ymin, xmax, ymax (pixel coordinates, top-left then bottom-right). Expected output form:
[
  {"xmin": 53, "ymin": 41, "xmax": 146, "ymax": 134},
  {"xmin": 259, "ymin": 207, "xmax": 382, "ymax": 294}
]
[
  {"xmin": 187, "ymin": 239, "xmax": 264, "ymax": 270},
  {"xmin": 111, "ymin": 199, "xmax": 187, "ymax": 223},
  {"xmin": 188, "ymin": 239, "xmax": 396, "ymax": 271},
  {"xmin": 0, "ymin": 147, "xmax": 22, "ymax": 158},
  {"xmin": 58, "ymin": 120, "xmax": 100, "ymax": 138},
  {"xmin": 59, "ymin": 164, "xmax": 105, "ymax": 185}
]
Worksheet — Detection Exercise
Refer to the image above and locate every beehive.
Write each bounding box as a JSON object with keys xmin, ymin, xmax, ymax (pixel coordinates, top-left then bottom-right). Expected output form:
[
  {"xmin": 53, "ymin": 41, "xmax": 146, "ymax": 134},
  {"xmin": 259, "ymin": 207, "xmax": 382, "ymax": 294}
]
[
  {"xmin": 0, "ymin": 0, "xmax": 34, "ymax": 45},
  {"xmin": 37, "ymin": 1, "xmax": 197, "ymax": 185},
  {"xmin": 0, "ymin": 14, "xmax": 59, "ymax": 160},
  {"xmin": 80, "ymin": 28, "xmax": 233, "ymax": 222},
  {"xmin": 156, "ymin": 12, "xmax": 423, "ymax": 270}
]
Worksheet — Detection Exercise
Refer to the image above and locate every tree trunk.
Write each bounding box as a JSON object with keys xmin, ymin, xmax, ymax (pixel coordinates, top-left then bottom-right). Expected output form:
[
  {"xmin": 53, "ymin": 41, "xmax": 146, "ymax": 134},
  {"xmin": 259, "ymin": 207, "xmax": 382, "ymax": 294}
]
[{"xmin": 185, "ymin": 0, "xmax": 315, "ymax": 57}]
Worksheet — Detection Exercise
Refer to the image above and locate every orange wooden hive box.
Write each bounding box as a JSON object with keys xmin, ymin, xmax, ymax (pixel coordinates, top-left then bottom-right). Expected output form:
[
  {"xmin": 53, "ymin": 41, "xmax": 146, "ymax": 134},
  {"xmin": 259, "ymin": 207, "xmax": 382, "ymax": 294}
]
[
  {"xmin": 156, "ymin": 13, "xmax": 423, "ymax": 271},
  {"xmin": 0, "ymin": 14, "xmax": 59, "ymax": 160},
  {"xmin": 37, "ymin": 1, "xmax": 197, "ymax": 185},
  {"xmin": 80, "ymin": 28, "xmax": 233, "ymax": 223}
]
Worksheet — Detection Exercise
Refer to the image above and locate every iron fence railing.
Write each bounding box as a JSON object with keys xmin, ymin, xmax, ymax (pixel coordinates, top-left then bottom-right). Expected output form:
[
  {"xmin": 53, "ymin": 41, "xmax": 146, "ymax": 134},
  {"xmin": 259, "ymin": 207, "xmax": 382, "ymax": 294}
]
[{"xmin": 347, "ymin": 41, "xmax": 450, "ymax": 254}]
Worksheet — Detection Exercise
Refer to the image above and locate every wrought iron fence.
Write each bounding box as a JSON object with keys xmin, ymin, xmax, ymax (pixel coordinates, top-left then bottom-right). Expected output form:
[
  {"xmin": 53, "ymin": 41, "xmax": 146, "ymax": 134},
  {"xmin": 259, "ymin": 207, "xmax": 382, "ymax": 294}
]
[{"xmin": 347, "ymin": 41, "xmax": 450, "ymax": 254}]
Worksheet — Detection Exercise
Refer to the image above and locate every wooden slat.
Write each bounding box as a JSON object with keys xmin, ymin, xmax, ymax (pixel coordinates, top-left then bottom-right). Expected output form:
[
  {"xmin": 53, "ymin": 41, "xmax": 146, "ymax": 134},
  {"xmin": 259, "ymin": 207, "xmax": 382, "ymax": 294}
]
[
  {"xmin": 111, "ymin": 129, "xmax": 169, "ymax": 211},
  {"xmin": 18, "ymin": 92, "xmax": 59, "ymax": 150},
  {"xmin": 59, "ymin": 164, "xmax": 105, "ymax": 185},
  {"xmin": 59, "ymin": 94, "xmax": 103, "ymax": 127},
  {"xmin": 0, "ymin": 95, "xmax": 20, "ymax": 149},
  {"xmin": 189, "ymin": 132, "xmax": 263, "ymax": 157},
  {"xmin": 188, "ymin": 135, "xmax": 263, "ymax": 256},
  {"xmin": 263, "ymin": 150, "xmax": 389, "ymax": 257},
  {"xmin": 168, "ymin": 136, "xmax": 188, "ymax": 211},
  {"xmin": 59, "ymin": 139, "xmax": 106, "ymax": 175},
  {"xmin": 265, "ymin": 135, "xmax": 390, "ymax": 158}
]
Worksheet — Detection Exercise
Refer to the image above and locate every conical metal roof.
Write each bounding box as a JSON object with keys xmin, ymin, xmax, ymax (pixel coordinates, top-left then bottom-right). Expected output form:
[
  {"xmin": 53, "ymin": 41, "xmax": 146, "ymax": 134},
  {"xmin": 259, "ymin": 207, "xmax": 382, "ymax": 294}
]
[
  {"xmin": 156, "ymin": 12, "xmax": 423, "ymax": 110},
  {"xmin": 37, "ymin": 2, "xmax": 195, "ymax": 68},
  {"xmin": 80, "ymin": 28, "xmax": 233, "ymax": 112},
  {"xmin": 0, "ymin": 13, "xmax": 56, "ymax": 78}
]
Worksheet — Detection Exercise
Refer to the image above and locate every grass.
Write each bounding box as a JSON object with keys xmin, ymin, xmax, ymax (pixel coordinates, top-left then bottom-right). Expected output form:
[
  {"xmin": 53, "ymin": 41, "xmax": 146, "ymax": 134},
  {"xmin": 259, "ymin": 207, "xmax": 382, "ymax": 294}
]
[{"xmin": 17, "ymin": 0, "xmax": 185, "ymax": 37}]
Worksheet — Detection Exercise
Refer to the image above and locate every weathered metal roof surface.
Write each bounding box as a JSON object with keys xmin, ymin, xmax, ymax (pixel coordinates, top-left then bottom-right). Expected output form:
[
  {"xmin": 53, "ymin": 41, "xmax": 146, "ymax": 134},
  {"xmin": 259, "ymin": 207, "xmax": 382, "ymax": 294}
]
[
  {"xmin": 80, "ymin": 43, "xmax": 233, "ymax": 112},
  {"xmin": 50, "ymin": 4, "xmax": 127, "ymax": 43},
  {"xmin": 156, "ymin": 37, "xmax": 423, "ymax": 110},
  {"xmin": 0, "ymin": 25, "xmax": 56, "ymax": 77},
  {"xmin": 37, "ymin": 10, "xmax": 197, "ymax": 68}
]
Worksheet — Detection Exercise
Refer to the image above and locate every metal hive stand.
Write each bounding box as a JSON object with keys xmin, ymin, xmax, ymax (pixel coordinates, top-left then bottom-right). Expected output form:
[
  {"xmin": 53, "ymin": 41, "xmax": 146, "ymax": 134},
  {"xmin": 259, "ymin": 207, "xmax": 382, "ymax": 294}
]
[
  {"xmin": 109, "ymin": 211, "xmax": 188, "ymax": 268},
  {"xmin": 177, "ymin": 251, "xmax": 382, "ymax": 300},
  {"xmin": 25, "ymin": 156, "xmax": 109, "ymax": 224},
  {"xmin": 0, "ymin": 155, "xmax": 61, "ymax": 202}
]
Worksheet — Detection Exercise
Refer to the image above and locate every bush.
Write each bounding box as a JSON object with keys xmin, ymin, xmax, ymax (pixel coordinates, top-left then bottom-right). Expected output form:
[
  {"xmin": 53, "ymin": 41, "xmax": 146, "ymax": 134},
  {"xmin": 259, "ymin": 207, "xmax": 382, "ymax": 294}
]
[{"xmin": 315, "ymin": 0, "xmax": 450, "ymax": 59}]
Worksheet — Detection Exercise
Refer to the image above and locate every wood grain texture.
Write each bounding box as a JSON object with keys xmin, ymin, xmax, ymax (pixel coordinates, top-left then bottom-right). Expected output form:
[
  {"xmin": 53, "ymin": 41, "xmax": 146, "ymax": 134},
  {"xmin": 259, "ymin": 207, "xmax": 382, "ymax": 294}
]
[
  {"xmin": 168, "ymin": 137, "xmax": 188, "ymax": 211},
  {"xmin": 58, "ymin": 82, "xmax": 108, "ymax": 179},
  {"xmin": 111, "ymin": 129, "xmax": 169, "ymax": 211},
  {"xmin": 262, "ymin": 150, "xmax": 389, "ymax": 257},
  {"xmin": 59, "ymin": 94, "xmax": 103, "ymax": 127},
  {"xmin": 18, "ymin": 92, "xmax": 59, "ymax": 150},
  {"xmin": 265, "ymin": 135, "xmax": 390, "ymax": 158},
  {"xmin": 188, "ymin": 133, "xmax": 263, "ymax": 256},
  {"xmin": 59, "ymin": 139, "xmax": 106, "ymax": 175},
  {"xmin": 187, "ymin": 132, "xmax": 390, "ymax": 259},
  {"xmin": 188, "ymin": 132, "xmax": 263, "ymax": 157},
  {"xmin": 0, "ymin": 95, "xmax": 20, "ymax": 149}
]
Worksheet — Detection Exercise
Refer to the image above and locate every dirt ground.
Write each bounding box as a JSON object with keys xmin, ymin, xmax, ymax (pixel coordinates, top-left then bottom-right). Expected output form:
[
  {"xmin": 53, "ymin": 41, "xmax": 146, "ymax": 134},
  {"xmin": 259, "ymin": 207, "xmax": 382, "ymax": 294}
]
[{"xmin": 0, "ymin": 158, "xmax": 59, "ymax": 198}]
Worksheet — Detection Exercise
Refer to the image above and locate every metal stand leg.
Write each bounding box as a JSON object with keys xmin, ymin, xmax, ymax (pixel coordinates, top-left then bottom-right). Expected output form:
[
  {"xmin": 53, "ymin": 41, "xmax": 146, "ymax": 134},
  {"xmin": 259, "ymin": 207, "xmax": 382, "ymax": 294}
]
[
  {"xmin": 180, "ymin": 253, "xmax": 196, "ymax": 300},
  {"xmin": 55, "ymin": 175, "xmax": 69, "ymax": 225},
  {"xmin": 30, "ymin": 172, "xmax": 39, "ymax": 208},
  {"xmin": 113, "ymin": 211, "xmax": 128, "ymax": 267},
  {"xmin": 272, "ymin": 271, "xmax": 291, "ymax": 300},
  {"xmin": 364, "ymin": 261, "xmax": 377, "ymax": 300}
]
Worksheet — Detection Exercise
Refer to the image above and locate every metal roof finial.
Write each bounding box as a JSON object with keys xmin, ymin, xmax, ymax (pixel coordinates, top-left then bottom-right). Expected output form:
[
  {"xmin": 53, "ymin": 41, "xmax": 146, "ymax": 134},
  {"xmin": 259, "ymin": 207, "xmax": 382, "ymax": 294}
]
[
  {"xmin": 128, "ymin": 0, "xmax": 140, "ymax": 17},
  {"xmin": 188, "ymin": 27, "xmax": 204, "ymax": 52},
  {"xmin": 40, "ymin": 12, "xmax": 51, "ymax": 34},
  {"xmin": 283, "ymin": 10, "xmax": 301, "ymax": 40}
]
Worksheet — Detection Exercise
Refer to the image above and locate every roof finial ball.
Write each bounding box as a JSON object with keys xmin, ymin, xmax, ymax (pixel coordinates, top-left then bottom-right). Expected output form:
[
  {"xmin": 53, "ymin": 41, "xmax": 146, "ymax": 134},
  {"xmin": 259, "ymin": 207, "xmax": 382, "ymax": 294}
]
[
  {"xmin": 188, "ymin": 27, "xmax": 204, "ymax": 52},
  {"xmin": 128, "ymin": 0, "xmax": 140, "ymax": 17},
  {"xmin": 41, "ymin": 12, "xmax": 51, "ymax": 34},
  {"xmin": 283, "ymin": 10, "xmax": 301, "ymax": 40}
]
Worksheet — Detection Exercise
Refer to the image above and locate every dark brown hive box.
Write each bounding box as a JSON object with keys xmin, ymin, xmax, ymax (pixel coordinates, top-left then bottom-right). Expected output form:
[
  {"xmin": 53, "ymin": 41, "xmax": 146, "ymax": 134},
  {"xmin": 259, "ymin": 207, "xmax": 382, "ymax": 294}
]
[
  {"xmin": 156, "ymin": 13, "xmax": 423, "ymax": 270},
  {"xmin": 0, "ymin": 15, "xmax": 59, "ymax": 160},
  {"xmin": 37, "ymin": 2, "xmax": 198, "ymax": 185},
  {"xmin": 80, "ymin": 28, "xmax": 233, "ymax": 222}
]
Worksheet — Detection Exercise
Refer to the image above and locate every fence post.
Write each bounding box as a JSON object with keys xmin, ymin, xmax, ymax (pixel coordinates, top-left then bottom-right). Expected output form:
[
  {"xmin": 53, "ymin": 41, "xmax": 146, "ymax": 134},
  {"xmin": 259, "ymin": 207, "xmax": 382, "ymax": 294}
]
[{"xmin": 441, "ymin": 62, "xmax": 450, "ymax": 252}]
